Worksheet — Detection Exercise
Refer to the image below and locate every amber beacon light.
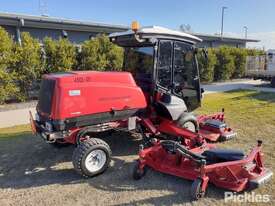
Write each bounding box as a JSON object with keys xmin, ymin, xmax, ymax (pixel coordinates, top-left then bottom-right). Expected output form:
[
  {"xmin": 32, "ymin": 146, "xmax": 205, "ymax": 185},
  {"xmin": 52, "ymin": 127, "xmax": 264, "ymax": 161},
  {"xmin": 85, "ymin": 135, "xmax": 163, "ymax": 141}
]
[{"xmin": 131, "ymin": 21, "xmax": 140, "ymax": 32}]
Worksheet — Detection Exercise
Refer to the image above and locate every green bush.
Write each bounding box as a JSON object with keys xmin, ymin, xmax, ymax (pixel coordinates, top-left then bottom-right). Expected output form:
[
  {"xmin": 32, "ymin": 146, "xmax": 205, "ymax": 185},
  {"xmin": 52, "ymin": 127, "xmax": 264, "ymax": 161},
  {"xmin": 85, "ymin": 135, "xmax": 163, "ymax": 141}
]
[
  {"xmin": 43, "ymin": 37, "xmax": 76, "ymax": 73},
  {"xmin": 198, "ymin": 47, "xmax": 265, "ymax": 82},
  {"xmin": 231, "ymin": 48, "xmax": 247, "ymax": 78},
  {"xmin": 197, "ymin": 48, "xmax": 217, "ymax": 82},
  {"xmin": 214, "ymin": 46, "xmax": 235, "ymax": 81},
  {"xmin": 0, "ymin": 25, "xmax": 270, "ymax": 103},
  {"xmin": 79, "ymin": 34, "xmax": 123, "ymax": 71},
  {"xmin": 12, "ymin": 32, "xmax": 43, "ymax": 100},
  {"xmin": 0, "ymin": 27, "xmax": 19, "ymax": 103}
]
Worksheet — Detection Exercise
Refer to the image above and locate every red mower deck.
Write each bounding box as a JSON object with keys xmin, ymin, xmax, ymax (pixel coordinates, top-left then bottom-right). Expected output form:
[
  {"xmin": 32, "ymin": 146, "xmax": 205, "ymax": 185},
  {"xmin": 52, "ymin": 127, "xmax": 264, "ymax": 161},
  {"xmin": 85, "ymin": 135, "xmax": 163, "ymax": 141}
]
[{"xmin": 134, "ymin": 140, "xmax": 273, "ymax": 200}]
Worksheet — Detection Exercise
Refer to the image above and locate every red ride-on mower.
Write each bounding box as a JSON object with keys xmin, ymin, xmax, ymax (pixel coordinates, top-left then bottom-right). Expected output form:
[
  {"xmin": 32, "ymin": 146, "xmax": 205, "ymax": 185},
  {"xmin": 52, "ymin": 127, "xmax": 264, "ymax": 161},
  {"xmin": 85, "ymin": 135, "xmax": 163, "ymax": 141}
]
[
  {"xmin": 30, "ymin": 22, "xmax": 236, "ymax": 177},
  {"xmin": 133, "ymin": 139, "xmax": 273, "ymax": 200}
]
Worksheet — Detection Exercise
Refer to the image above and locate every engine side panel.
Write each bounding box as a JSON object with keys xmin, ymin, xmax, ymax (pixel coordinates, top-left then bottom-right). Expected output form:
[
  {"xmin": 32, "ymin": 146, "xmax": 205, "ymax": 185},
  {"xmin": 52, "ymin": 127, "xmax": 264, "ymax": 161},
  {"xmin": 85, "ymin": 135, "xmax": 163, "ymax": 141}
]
[{"xmin": 42, "ymin": 71, "xmax": 147, "ymax": 121}]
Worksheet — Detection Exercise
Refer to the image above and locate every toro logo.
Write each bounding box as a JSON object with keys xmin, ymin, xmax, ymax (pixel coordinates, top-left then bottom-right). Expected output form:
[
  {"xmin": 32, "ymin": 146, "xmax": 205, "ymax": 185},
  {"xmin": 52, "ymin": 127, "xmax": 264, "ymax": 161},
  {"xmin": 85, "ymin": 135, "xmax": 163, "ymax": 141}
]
[{"xmin": 99, "ymin": 96, "xmax": 131, "ymax": 101}]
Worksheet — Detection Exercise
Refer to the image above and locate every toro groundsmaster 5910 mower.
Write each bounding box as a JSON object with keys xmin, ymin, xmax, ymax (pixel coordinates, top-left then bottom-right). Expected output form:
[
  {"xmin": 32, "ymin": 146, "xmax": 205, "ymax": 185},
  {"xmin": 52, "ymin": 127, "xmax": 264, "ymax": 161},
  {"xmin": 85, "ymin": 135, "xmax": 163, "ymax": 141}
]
[{"xmin": 30, "ymin": 22, "xmax": 239, "ymax": 177}]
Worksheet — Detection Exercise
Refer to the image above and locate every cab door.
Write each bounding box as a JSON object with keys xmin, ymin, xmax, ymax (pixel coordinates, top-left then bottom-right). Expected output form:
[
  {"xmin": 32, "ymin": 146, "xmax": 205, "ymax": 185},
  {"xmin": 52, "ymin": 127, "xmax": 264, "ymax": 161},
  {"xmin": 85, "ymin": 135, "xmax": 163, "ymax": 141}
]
[
  {"xmin": 172, "ymin": 41, "xmax": 201, "ymax": 111},
  {"xmin": 156, "ymin": 40, "xmax": 173, "ymax": 91}
]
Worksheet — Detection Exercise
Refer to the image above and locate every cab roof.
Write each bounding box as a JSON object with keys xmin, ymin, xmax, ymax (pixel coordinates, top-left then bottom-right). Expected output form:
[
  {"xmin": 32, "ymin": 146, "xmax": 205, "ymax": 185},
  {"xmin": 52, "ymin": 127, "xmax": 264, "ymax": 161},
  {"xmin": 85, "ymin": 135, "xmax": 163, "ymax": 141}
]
[{"xmin": 109, "ymin": 26, "xmax": 202, "ymax": 46}]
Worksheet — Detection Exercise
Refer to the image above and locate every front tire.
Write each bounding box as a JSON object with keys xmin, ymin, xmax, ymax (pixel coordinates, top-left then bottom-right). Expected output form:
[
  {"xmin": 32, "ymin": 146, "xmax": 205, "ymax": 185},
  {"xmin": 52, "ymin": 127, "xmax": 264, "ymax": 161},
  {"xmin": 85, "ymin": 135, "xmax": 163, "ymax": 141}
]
[
  {"xmin": 132, "ymin": 161, "xmax": 146, "ymax": 180},
  {"xmin": 190, "ymin": 178, "xmax": 205, "ymax": 200},
  {"xmin": 177, "ymin": 113, "xmax": 198, "ymax": 133},
  {"xmin": 72, "ymin": 138, "xmax": 111, "ymax": 177}
]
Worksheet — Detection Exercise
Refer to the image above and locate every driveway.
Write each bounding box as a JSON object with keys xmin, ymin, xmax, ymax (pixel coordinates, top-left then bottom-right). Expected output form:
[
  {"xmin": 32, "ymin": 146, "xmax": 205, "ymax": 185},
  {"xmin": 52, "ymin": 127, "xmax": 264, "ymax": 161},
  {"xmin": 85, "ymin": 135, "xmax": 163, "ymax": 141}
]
[
  {"xmin": 203, "ymin": 79, "xmax": 275, "ymax": 94},
  {"xmin": 0, "ymin": 107, "xmax": 36, "ymax": 128}
]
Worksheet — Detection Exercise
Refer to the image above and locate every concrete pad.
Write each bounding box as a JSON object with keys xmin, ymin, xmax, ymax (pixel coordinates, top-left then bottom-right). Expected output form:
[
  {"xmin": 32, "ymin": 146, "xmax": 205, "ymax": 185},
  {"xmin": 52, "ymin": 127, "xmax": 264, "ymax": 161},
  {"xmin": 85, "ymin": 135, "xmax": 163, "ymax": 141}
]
[
  {"xmin": 0, "ymin": 107, "xmax": 36, "ymax": 128},
  {"xmin": 203, "ymin": 79, "xmax": 275, "ymax": 94}
]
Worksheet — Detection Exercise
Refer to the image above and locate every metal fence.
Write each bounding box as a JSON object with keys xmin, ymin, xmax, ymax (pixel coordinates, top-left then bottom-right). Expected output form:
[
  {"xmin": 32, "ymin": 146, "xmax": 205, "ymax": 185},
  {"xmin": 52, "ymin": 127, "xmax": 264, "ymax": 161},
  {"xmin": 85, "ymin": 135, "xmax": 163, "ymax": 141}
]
[
  {"xmin": 246, "ymin": 56, "xmax": 266, "ymax": 72},
  {"xmin": 245, "ymin": 55, "xmax": 275, "ymax": 79}
]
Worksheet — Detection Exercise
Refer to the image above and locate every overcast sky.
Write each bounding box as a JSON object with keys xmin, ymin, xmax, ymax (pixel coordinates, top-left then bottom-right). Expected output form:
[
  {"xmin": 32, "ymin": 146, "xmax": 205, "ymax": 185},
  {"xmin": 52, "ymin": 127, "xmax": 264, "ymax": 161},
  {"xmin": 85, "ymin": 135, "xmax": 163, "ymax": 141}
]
[{"xmin": 1, "ymin": 0, "xmax": 274, "ymax": 49}]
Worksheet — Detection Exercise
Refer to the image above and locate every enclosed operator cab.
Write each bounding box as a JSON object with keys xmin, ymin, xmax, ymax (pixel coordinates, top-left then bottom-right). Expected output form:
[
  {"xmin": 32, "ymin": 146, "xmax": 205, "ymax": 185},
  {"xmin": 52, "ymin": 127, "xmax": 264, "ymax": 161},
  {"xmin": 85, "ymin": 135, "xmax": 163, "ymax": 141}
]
[{"xmin": 110, "ymin": 25, "xmax": 203, "ymax": 120}]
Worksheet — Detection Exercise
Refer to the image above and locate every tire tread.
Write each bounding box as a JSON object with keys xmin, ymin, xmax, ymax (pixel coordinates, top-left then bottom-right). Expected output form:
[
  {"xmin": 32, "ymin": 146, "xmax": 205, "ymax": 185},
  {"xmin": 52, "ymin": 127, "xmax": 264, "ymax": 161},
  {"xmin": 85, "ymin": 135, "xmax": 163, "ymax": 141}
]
[{"xmin": 72, "ymin": 138, "xmax": 111, "ymax": 178}]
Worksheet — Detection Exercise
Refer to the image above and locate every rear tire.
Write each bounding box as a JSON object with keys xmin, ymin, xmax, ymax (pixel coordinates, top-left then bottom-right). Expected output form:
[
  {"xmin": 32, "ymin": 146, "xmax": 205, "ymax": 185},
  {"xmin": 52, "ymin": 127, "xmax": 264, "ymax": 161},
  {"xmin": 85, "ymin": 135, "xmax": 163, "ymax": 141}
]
[
  {"xmin": 72, "ymin": 138, "xmax": 111, "ymax": 177},
  {"xmin": 190, "ymin": 178, "xmax": 205, "ymax": 200}
]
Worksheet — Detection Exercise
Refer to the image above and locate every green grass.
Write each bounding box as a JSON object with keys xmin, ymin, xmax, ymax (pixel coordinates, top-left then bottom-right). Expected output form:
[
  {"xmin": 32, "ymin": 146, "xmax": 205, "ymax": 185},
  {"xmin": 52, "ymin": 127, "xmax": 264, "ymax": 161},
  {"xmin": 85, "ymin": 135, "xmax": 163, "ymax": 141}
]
[
  {"xmin": 198, "ymin": 90, "xmax": 275, "ymax": 143},
  {"xmin": 198, "ymin": 89, "xmax": 275, "ymax": 125},
  {"xmin": 197, "ymin": 90, "xmax": 275, "ymax": 154},
  {"xmin": 0, "ymin": 124, "xmax": 31, "ymax": 139},
  {"xmin": 197, "ymin": 89, "xmax": 275, "ymax": 204}
]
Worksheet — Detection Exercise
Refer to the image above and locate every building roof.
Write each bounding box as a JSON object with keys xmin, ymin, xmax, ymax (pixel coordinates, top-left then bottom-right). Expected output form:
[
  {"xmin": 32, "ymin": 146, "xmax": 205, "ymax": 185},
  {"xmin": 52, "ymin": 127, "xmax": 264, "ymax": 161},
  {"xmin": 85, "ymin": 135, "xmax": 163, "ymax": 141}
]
[
  {"xmin": 109, "ymin": 26, "xmax": 202, "ymax": 43},
  {"xmin": 0, "ymin": 12, "xmax": 260, "ymax": 43},
  {"xmin": 0, "ymin": 12, "xmax": 128, "ymax": 33},
  {"xmin": 191, "ymin": 32, "xmax": 260, "ymax": 43}
]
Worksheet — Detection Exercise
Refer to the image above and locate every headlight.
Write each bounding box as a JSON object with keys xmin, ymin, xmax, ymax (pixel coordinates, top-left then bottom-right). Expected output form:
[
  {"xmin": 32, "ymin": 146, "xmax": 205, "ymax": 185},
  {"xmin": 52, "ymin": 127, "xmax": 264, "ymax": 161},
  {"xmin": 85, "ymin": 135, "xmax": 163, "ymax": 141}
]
[{"xmin": 45, "ymin": 122, "xmax": 53, "ymax": 132}]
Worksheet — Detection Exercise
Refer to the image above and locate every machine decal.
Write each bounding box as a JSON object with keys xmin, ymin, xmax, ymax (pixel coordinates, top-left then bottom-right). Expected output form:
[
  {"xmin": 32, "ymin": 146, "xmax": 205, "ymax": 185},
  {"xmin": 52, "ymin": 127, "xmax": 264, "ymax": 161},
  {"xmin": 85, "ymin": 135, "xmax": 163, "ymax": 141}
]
[{"xmin": 69, "ymin": 90, "xmax": 81, "ymax": 96}]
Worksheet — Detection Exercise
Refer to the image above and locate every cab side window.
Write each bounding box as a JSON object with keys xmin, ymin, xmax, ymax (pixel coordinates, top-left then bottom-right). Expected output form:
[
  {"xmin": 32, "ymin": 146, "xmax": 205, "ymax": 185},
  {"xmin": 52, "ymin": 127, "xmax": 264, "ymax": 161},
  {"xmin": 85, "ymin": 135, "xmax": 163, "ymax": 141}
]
[
  {"xmin": 157, "ymin": 41, "xmax": 173, "ymax": 88},
  {"xmin": 173, "ymin": 42, "xmax": 196, "ymax": 95}
]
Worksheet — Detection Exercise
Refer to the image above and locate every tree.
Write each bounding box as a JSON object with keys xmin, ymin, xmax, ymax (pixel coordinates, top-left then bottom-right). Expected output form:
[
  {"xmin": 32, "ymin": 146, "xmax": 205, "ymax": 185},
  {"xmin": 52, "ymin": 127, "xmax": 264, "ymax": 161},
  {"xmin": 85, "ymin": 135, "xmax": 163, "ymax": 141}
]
[
  {"xmin": 43, "ymin": 37, "xmax": 76, "ymax": 73},
  {"xmin": 231, "ymin": 48, "xmax": 247, "ymax": 78},
  {"xmin": 12, "ymin": 32, "xmax": 43, "ymax": 99},
  {"xmin": 79, "ymin": 34, "xmax": 123, "ymax": 71},
  {"xmin": 0, "ymin": 27, "xmax": 19, "ymax": 103}
]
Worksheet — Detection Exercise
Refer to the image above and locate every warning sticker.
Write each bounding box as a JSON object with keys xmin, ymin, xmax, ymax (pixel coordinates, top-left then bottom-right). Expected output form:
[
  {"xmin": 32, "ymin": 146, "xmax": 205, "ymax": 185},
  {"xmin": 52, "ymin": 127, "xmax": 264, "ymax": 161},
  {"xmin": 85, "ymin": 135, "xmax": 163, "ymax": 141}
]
[{"xmin": 69, "ymin": 90, "xmax": 81, "ymax": 96}]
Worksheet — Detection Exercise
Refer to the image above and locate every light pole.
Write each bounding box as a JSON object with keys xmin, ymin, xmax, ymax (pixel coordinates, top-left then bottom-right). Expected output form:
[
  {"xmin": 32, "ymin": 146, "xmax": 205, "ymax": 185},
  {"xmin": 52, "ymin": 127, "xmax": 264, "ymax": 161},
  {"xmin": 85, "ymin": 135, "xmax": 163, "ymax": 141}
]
[
  {"xmin": 221, "ymin": 6, "xmax": 228, "ymax": 39},
  {"xmin": 243, "ymin": 26, "xmax": 248, "ymax": 39}
]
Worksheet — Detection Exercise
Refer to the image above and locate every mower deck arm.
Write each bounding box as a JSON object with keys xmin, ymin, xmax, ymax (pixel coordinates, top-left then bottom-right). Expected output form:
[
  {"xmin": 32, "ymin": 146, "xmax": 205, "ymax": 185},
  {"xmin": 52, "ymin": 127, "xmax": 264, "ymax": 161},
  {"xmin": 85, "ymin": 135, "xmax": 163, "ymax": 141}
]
[{"xmin": 161, "ymin": 140, "xmax": 206, "ymax": 164}]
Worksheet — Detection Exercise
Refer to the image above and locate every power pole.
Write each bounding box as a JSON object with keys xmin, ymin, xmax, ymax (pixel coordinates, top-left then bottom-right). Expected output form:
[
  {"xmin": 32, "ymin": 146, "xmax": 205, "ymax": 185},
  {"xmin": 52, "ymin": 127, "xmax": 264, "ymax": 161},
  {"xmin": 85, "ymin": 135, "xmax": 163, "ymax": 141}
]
[
  {"xmin": 221, "ymin": 6, "xmax": 228, "ymax": 39},
  {"xmin": 39, "ymin": 0, "xmax": 48, "ymax": 16},
  {"xmin": 243, "ymin": 26, "xmax": 248, "ymax": 39}
]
